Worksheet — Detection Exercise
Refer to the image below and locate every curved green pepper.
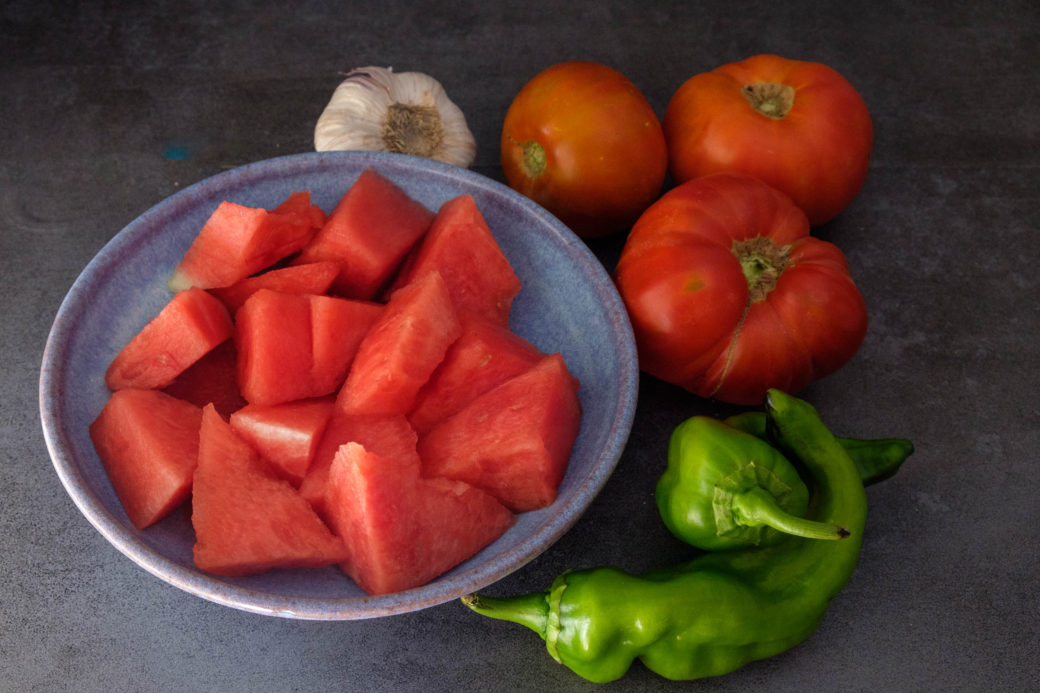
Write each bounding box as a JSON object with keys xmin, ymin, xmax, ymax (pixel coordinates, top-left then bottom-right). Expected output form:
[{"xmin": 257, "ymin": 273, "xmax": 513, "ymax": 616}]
[
  {"xmin": 463, "ymin": 389, "xmax": 869, "ymax": 683},
  {"xmin": 657, "ymin": 416, "xmax": 847, "ymax": 550},
  {"xmin": 724, "ymin": 411, "xmax": 914, "ymax": 485}
]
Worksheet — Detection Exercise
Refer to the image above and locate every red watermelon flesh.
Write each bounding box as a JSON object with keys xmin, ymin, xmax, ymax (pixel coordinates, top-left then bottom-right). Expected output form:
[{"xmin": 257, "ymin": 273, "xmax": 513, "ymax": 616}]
[
  {"xmin": 228, "ymin": 397, "xmax": 335, "ymax": 486},
  {"xmin": 418, "ymin": 353, "xmax": 582, "ymax": 512},
  {"xmin": 191, "ymin": 405, "xmax": 349, "ymax": 577},
  {"xmin": 298, "ymin": 412, "xmax": 419, "ymax": 518},
  {"xmin": 271, "ymin": 190, "xmax": 327, "ymax": 229},
  {"xmin": 293, "ymin": 168, "xmax": 435, "ymax": 299},
  {"xmin": 309, "ymin": 294, "xmax": 383, "ymax": 396},
  {"xmin": 209, "ymin": 261, "xmax": 340, "ymax": 313},
  {"xmin": 168, "ymin": 195, "xmax": 321, "ymax": 291},
  {"xmin": 89, "ymin": 388, "xmax": 203, "ymax": 530},
  {"xmin": 162, "ymin": 338, "xmax": 246, "ymax": 419},
  {"xmin": 106, "ymin": 287, "xmax": 233, "ymax": 391},
  {"xmin": 336, "ymin": 271, "xmax": 461, "ymax": 416},
  {"xmin": 389, "ymin": 194, "xmax": 522, "ymax": 326},
  {"xmin": 323, "ymin": 441, "xmax": 515, "ymax": 595},
  {"xmin": 235, "ymin": 289, "xmax": 383, "ymax": 405},
  {"xmin": 408, "ymin": 315, "xmax": 544, "ymax": 435},
  {"xmin": 235, "ymin": 289, "xmax": 314, "ymax": 405}
]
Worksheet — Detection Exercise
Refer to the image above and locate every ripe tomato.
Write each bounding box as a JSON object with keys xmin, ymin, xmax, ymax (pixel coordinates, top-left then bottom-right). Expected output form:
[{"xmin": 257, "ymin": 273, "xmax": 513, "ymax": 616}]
[
  {"xmin": 501, "ymin": 61, "xmax": 668, "ymax": 238},
  {"xmin": 663, "ymin": 54, "xmax": 873, "ymax": 226},
  {"xmin": 614, "ymin": 173, "xmax": 868, "ymax": 405}
]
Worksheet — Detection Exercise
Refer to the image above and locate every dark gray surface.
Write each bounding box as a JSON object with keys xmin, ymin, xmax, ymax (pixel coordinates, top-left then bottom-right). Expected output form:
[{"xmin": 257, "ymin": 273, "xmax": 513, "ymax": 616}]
[{"xmin": 5, "ymin": 1, "xmax": 1038, "ymax": 691}]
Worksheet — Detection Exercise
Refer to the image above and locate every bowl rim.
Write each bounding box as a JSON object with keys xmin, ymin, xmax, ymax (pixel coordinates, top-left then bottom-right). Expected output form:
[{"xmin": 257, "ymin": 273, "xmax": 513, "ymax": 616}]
[{"xmin": 38, "ymin": 150, "xmax": 639, "ymax": 619}]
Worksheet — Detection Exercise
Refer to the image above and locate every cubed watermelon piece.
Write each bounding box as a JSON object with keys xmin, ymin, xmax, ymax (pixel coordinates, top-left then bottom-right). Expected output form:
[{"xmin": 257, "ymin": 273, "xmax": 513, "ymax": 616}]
[
  {"xmin": 228, "ymin": 397, "xmax": 336, "ymax": 486},
  {"xmin": 418, "ymin": 353, "xmax": 582, "ymax": 512},
  {"xmin": 271, "ymin": 189, "xmax": 327, "ymax": 229},
  {"xmin": 324, "ymin": 441, "xmax": 514, "ymax": 595},
  {"xmin": 235, "ymin": 289, "xmax": 382, "ymax": 405},
  {"xmin": 89, "ymin": 388, "xmax": 203, "ymax": 529},
  {"xmin": 191, "ymin": 405, "xmax": 349, "ymax": 577},
  {"xmin": 389, "ymin": 194, "xmax": 522, "ymax": 325},
  {"xmin": 293, "ymin": 168, "xmax": 435, "ymax": 299},
  {"xmin": 162, "ymin": 338, "xmax": 246, "ymax": 419},
  {"xmin": 408, "ymin": 315, "xmax": 545, "ymax": 435},
  {"xmin": 309, "ymin": 294, "xmax": 383, "ymax": 396},
  {"xmin": 168, "ymin": 194, "xmax": 321, "ymax": 291},
  {"xmin": 209, "ymin": 261, "xmax": 340, "ymax": 313},
  {"xmin": 298, "ymin": 413, "xmax": 419, "ymax": 518},
  {"xmin": 105, "ymin": 287, "xmax": 234, "ymax": 391},
  {"xmin": 336, "ymin": 271, "xmax": 462, "ymax": 416},
  {"xmin": 235, "ymin": 289, "xmax": 314, "ymax": 405}
]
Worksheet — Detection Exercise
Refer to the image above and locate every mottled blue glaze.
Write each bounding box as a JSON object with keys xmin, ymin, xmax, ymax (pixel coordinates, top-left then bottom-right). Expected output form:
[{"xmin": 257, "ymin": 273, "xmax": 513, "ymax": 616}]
[{"xmin": 39, "ymin": 151, "xmax": 638, "ymax": 620}]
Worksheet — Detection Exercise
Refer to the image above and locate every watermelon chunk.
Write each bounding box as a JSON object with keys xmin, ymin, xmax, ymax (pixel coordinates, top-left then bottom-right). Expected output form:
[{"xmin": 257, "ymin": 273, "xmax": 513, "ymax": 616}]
[
  {"xmin": 89, "ymin": 388, "xmax": 203, "ymax": 529},
  {"xmin": 293, "ymin": 168, "xmax": 435, "ymax": 299},
  {"xmin": 336, "ymin": 271, "xmax": 462, "ymax": 416},
  {"xmin": 418, "ymin": 353, "xmax": 582, "ymax": 512},
  {"xmin": 162, "ymin": 338, "xmax": 246, "ymax": 419},
  {"xmin": 271, "ymin": 190, "xmax": 327, "ymax": 229},
  {"xmin": 208, "ymin": 261, "xmax": 340, "ymax": 313},
  {"xmin": 408, "ymin": 315, "xmax": 545, "ymax": 435},
  {"xmin": 298, "ymin": 413, "xmax": 419, "ymax": 518},
  {"xmin": 168, "ymin": 194, "xmax": 322, "ymax": 291},
  {"xmin": 191, "ymin": 405, "xmax": 349, "ymax": 577},
  {"xmin": 229, "ymin": 397, "xmax": 336, "ymax": 486},
  {"xmin": 105, "ymin": 287, "xmax": 233, "ymax": 391},
  {"xmin": 235, "ymin": 289, "xmax": 314, "ymax": 405},
  {"xmin": 235, "ymin": 289, "xmax": 381, "ymax": 405},
  {"xmin": 389, "ymin": 194, "xmax": 522, "ymax": 325},
  {"xmin": 309, "ymin": 294, "xmax": 383, "ymax": 396},
  {"xmin": 324, "ymin": 441, "xmax": 515, "ymax": 595}
]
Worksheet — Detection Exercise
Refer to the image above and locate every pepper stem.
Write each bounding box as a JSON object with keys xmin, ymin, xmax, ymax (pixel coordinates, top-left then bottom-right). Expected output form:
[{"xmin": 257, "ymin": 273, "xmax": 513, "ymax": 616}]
[
  {"xmin": 732, "ymin": 487, "xmax": 850, "ymax": 541},
  {"xmin": 461, "ymin": 592, "xmax": 550, "ymax": 639}
]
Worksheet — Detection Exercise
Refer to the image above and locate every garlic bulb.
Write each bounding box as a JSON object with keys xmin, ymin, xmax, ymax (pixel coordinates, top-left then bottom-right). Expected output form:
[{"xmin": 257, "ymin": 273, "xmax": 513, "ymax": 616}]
[{"xmin": 314, "ymin": 67, "xmax": 477, "ymax": 168}]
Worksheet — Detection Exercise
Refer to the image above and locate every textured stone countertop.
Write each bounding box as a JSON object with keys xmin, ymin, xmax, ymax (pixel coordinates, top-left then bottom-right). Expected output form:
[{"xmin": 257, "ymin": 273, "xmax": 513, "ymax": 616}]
[{"xmin": 5, "ymin": 2, "xmax": 1038, "ymax": 691}]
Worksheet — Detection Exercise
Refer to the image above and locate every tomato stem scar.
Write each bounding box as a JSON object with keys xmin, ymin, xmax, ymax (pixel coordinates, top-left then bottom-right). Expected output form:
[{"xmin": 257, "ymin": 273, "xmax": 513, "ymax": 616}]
[
  {"xmin": 521, "ymin": 140, "xmax": 547, "ymax": 179},
  {"xmin": 742, "ymin": 82, "xmax": 796, "ymax": 119},
  {"xmin": 733, "ymin": 236, "xmax": 791, "ymax": 302}
]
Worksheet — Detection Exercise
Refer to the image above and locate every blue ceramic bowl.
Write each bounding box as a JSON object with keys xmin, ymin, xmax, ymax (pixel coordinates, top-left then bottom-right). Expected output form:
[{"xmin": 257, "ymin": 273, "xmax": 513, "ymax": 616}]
[{"xmin": 39, "ymin": 151, "xmax": 638, "ymax": 620}]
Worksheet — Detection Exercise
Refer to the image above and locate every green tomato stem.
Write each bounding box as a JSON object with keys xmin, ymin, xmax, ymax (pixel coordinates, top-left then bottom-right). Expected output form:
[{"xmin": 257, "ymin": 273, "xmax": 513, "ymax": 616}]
[{"xmin": 730, "ymin": 487, "xmax": 849, "ymax": 541}]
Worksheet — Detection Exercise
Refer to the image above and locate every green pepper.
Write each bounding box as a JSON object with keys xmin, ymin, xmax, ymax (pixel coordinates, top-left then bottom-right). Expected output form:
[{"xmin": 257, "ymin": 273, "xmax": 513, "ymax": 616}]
[
  {"xmin": 656, "ymin": 415, "xmax": 848, "ymax": 551},
  {"xmin": 724, "ymin": 410, "xmax": 914, "ymax": 485},
  {"xmin": 462, "ymin": 389, "xmax": 869, "ymax": 683}
]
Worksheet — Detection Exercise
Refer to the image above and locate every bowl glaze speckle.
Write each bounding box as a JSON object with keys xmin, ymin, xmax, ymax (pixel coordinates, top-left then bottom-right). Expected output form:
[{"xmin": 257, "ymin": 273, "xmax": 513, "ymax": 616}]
[{"xmin": 39, "ymin": 151, "xmax": 638, "ymax": 620}]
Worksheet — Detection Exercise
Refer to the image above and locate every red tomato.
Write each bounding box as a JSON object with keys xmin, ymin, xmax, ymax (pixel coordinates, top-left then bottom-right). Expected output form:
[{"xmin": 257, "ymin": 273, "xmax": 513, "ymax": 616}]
[
  {"xmin": 663, "ymin": 54, "xmax": 873, "ymax": 226},
  {"xmin": 614, "ymin": 173, "xmax": 868, "ymax": 405},
  {"xmin": 501, "ymin": 61, "xmax": 668, "ymax": 238}
]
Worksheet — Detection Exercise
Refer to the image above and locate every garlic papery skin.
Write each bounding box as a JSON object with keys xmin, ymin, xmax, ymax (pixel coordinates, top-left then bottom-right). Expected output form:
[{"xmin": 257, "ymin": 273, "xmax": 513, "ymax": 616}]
[{"xmin": 314, "ymin": 66, "xmax": 477, "ymax": 168}]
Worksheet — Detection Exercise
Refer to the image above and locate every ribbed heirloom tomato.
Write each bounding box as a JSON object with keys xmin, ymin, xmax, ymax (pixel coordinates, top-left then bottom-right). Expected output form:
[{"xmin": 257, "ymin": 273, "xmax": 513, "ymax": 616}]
[
  {"xmin": 663, "ymin": 54, "xmax": 873, "ymax": 226},
  {"xmin": 614, "ymin": 173, "xmax": 867, "ymax": 405},
  {"xmin": 500, "ymin": 61, "xmax": 668, "ymax": 238}
]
